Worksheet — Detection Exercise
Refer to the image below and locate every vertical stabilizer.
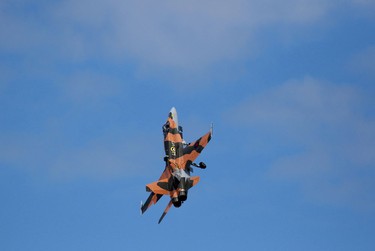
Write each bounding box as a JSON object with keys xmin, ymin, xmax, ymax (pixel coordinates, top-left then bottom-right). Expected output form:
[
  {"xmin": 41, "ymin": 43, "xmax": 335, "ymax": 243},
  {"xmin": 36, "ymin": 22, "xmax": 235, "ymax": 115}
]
[{"xmin": 158, "ymin": 200, "xmax": 173, "ymax": 224}]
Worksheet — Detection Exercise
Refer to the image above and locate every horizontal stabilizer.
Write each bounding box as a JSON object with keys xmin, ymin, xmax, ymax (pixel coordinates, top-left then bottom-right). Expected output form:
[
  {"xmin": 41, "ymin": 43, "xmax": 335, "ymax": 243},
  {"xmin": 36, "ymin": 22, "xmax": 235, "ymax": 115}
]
[
  {"xmin": 190, "ymin": 176, "xmax": 200, "ymax": 188},
  {"xmin": 146, "ymin": 178, "xmax": 171, "ymax": 195},
  {"xmin": 141, "ymin": 192, "xmax": 163, "ymax": 214}
]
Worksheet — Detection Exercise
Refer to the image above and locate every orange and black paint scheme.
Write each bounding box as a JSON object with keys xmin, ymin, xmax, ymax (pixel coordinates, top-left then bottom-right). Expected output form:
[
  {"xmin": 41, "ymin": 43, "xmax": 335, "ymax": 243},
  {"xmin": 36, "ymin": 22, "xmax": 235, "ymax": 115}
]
[{"xmin": 141, "ymin": 107, "xmax": 212, "ymax": 223}]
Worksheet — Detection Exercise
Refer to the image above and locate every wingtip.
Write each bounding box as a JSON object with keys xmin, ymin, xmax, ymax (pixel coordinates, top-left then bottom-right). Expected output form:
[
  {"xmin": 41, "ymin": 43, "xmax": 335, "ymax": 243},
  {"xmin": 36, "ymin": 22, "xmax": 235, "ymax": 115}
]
[
  {"xmin": 158, "ymin": 200, "xmax": 173, "ymax": 224},
  {"xmin": 140, "ymin": 201, "xmax": 144, "ymax": 215},
  {"xmin": 158, "ymin": 213, "xmax": 167, "ymax": 224}
]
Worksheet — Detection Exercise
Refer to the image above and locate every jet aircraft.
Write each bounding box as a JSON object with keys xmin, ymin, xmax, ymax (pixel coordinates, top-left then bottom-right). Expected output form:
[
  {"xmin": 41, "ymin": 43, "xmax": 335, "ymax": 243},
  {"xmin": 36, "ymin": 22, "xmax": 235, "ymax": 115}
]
[{"xmin": 141, "ymin": 107, "xmax": 212, "ymax": 223}]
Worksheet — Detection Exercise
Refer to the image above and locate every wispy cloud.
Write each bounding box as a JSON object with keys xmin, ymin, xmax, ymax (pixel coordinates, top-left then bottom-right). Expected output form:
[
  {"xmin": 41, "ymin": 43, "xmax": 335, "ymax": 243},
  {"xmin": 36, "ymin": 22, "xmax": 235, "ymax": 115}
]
[
  {"xmin": 1, "ymin": 0, "xmax": 373, "ymax": 90},
  {"xmin": 61, "ymin": 72, "xmax": 124, "ymax": 103},
  {"xmin": 51, "ymin": 0, "xmax": 332, "ymax": 67},
  {"xmin": 49, "ymin": 134, "xmax": 158, "ymax": 181},
  {"xmin": 1, "ymin": 1, "xmax": 374, "ymax": 185},
  {"xmin": 0, "ymin": 81, "xmax": 156, "ymax": 182},
  {"xmin": 348, "ymin": 45, "xmax": 375, "ymax": 79},
  {"xmin": 352, "ymin": 0, "xmax": 375, "ymax": 9},
  {"xmin": 0, "ymin": 129, "xmax": 160, "ymax": 181},
  {"xmin": 0, "ymin": 1, "xmax": 346, "ymax": 73},
  {"xmin": 228, "ymin": 77, "xmax": 375, "ymax": 210}
]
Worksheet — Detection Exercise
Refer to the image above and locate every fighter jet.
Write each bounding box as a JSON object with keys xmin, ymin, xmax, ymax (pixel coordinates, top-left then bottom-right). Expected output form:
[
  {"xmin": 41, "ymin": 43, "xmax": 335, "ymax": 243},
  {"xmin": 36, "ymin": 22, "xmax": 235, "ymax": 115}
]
[{"xmin": 141, "ymin": 107, "xmax": 212, "ymax": 223}]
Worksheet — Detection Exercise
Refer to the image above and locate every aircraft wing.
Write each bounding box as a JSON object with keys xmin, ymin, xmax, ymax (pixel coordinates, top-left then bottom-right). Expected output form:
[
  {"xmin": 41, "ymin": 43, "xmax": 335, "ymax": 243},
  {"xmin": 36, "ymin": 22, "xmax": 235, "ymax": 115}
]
[
  {"xmin": 141, "ymin": 166, "xmax": 172, "ymax": 214},
  {"xmin": 182, "ymin": 130, "xmax": 212, "ymax": 164},
  {"xmin": 141, "ymin": 192, "xmax": 163, "ymax": 214}
]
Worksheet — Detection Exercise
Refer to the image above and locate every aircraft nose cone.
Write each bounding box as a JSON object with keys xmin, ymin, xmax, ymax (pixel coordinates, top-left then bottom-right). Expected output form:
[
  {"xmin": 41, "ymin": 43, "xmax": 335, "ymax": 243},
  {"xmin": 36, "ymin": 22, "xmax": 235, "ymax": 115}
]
[
  {"xmin": 169, "ymin": 107, "xmax": 179, "ymax": 127},
  {"xmin": 170, "ymin": 107, "xmax": 177, "ymax": 117}
]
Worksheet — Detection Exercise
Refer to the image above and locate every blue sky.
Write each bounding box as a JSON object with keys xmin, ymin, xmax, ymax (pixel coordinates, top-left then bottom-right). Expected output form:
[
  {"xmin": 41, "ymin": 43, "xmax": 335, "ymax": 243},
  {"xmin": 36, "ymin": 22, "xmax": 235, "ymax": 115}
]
[{"xmin": 1, "ymin": 1, "xmax": 375, "ymax": 250}]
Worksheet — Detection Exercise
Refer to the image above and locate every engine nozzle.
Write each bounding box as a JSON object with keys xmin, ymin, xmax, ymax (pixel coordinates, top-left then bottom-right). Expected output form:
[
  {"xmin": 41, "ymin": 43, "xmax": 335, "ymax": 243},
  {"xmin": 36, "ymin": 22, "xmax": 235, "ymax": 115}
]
[
  {"xmin": 172, "ymin": 196, "xmax": 181, "ymax": 207},
  {"xmin": 179, "ymin": 190, "xmax": 187, "ymax": 202}
]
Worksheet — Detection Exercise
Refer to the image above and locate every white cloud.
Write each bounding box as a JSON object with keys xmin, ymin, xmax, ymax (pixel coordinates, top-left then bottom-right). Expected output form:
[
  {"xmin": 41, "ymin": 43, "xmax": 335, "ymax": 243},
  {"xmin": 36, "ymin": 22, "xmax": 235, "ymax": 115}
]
[
  {"xmin": 0, "ymin": 0, "xmax": 335, "ymax": 69},
  {"xmin": 0, "ymin": 130, "xmax": 160, "ymax": 182},
  {"xmin": 61, "ymin": 72, "xmax": 124, "ymax": 103},
  {"xmin": 348, "ymin": 45, "xmax": 375, "ymax": 78},
  {"xmin": 0, "ymin": 65, "xmax": 11, "ymax": 92},
  {"xmin": 228, "ymin": 77, "xmax": 375, "ymax": 210},
  {"xmin": 230, "ymin": 77, "xmax": 361, "ymax": 138},
  {"xmin": 52, "ymin": 0, "xmax": 331, "ymax": 68},
  {"xmin": 1, "ymin": 0, "xmax": 373, "ymax": 88},
  {"xmin": 352, "ymin": 0, "xmax": 375, "ymax": 8},
  {"xmin": 49, "ymin": 135, "xmax": 155, "ymax": 181}
]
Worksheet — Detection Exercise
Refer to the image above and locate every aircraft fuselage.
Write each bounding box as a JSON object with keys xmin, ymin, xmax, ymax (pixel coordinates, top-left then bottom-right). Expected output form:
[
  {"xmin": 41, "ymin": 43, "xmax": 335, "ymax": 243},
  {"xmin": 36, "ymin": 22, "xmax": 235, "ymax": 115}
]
[{"xmin": 141, "ymin": 107, "xmax": 212, "ymax": 223}]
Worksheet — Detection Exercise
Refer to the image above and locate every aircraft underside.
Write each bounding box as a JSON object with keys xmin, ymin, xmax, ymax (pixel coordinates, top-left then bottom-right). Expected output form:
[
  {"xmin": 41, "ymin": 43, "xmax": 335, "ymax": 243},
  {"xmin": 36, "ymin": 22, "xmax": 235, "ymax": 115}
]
[{"xmin": 141, "ymin": 107, "xmax": 212, "ymax": 223}]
